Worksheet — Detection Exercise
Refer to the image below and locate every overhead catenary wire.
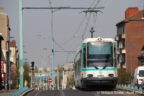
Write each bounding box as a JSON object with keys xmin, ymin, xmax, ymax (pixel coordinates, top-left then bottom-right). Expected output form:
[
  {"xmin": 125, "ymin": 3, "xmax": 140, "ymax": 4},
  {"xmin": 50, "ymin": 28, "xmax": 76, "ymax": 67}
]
[
  {"xmin": 60, "ymin": 0, "xmax": 103, "ymax": 44},
  {"xmin": 81, "ymin": 0, "xmax": 102, "ymax": 39},
  {"xmin": 62, "ymin": 15, "xmax": 86, "ymax": 45},
  {"xmin": 88, "ymin": 0, "xmax": 97, "ymax": 9},
  {"xmin": 94, "ymin": 0, "xmax": 101, "ymax": 8},
  {"xmin": 81, "ymin": 13, "xmax": 92, "ymax": 40},
  {"xmin": 54, "ymin": 38, "xmax": 67, "ymax": 51},
  {"xmin": 92, "ymin": 12, "xmax": 98, "ymax": 29}
]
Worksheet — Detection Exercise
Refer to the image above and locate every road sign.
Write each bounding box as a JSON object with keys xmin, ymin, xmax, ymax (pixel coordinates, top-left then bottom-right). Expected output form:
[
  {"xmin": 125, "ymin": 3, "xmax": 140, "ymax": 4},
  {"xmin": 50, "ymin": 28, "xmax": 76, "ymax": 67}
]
[{"xmin": 48, "ymin": 78, "xmax": 52, "ymax": 83}]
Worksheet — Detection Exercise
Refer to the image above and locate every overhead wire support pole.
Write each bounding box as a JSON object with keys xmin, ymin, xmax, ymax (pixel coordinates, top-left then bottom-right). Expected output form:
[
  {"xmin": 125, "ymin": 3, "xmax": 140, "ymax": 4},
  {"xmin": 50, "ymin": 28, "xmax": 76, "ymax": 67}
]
[
  {"xmin": 51, "ymin": 38, "xmax": 54, "ymax": 90},
  {"xmin": 8, "ymin": 27, "xmax": 11, "ymax": 90},
  {"xmin": 49, "ymin": 0, "xmax": 55, "ymax": 90},
  {"xmin": 19, "ymin": 0, "xmax": 24, "ymax": 89}
]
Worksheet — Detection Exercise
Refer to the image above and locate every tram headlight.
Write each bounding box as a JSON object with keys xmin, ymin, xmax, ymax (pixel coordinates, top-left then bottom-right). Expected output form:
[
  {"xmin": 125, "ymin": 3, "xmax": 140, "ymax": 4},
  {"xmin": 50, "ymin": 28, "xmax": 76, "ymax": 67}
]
[
  {"xmin": 108, "ymin": 74, "xmax": 114, "ymax": 77},
  {"xmin": 87, "ymin": 74, "xmax": 93, "ymax": 77}
]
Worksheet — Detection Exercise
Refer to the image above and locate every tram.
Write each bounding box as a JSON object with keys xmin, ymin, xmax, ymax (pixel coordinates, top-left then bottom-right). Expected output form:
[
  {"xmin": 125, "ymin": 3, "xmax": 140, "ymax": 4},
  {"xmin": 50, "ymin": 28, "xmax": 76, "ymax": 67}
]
[{"xmin": 74, "ymin": 37, "xmax": 118, "ymax": 90}]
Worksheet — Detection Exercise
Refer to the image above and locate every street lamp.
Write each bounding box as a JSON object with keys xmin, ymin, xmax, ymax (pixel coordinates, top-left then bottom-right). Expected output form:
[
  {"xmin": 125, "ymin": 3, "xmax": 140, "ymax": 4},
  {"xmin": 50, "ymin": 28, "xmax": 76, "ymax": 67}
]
[{"xmin": 127, "ymin": 43, "xmax": 133, "ymax": 86}]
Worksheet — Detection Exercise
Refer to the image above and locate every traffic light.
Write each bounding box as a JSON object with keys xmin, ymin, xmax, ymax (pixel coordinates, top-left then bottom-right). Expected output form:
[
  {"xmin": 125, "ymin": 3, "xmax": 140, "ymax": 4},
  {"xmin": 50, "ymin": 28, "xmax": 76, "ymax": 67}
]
[{"xmin": 31, "ymin": 61, "xmax": 34, "ymax": 70}]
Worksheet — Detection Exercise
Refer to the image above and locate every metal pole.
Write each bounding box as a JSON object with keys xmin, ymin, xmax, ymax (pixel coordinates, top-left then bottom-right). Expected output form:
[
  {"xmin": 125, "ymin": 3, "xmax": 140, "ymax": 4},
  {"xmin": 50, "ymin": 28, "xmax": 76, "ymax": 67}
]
[
  {"xmin": 51, "ymin": 39, "xmax": 55, "ymax": 90},
  {"xmin": 130, "ymin": 46, "xmax": 133, "ymax": 86},
  {"xmin": 62, "ymin": 67, "xmax": 64, "ymax": 90},
  {"xmin": 57, "ymin": 69, "xmax": 59, "ymax": 90},
  {"xmin": 127, "ymin": 43, "xmax": 133, "ymax": 86},
  {"xmin": 91, "ymin": 33, "xmax": 93, "ymax": 38},
  {"xmin": 19, "ymin": 0, "xmax": 24, "ymax": 89},
  {"xmin": 8, "ymin": 30, "xmax": 11, "ymax": 90}
]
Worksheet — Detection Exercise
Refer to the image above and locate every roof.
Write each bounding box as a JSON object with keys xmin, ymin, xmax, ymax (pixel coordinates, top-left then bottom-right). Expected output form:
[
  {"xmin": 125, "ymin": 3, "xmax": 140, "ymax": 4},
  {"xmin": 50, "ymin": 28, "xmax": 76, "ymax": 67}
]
[
  {"xmin": 83, "ymin": 37, "xmax": 115, "ymax": 43},
  {"xmin": 117, "ymin": 10, "xmax": 144, "ymax": 26},
  {"xmin": 10, "ymin": 40, "xmax": 16, "ymax": 47}
]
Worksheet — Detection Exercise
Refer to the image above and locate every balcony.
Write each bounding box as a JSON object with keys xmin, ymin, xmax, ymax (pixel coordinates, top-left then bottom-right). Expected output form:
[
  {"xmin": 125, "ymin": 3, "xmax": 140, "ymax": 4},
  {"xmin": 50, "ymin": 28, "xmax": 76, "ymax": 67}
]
[
  {"xmin": 121, "ymin": 48, "xmax": 126, "ymax": 54},
  {"xmin": 115, "ymin": 36, "xmax": 119, "ymax": 41},
  {"xmin": 121, "ymin": 33, "xmax": 126, "ymax": 39},
  {"xmin": 117, "ymin": 50, "xmax": 120, "ymax": 54},
  {"xmin": 119, "ymin": 44, "xmax": 123, "ymax": 49}
]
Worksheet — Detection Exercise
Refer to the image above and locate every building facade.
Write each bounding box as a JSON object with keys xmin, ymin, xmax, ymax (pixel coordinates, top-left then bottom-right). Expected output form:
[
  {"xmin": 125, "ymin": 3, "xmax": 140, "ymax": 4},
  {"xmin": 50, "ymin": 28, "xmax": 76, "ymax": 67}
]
[
  {"xmin": 0, "ymin": 8, "xmax": 9, "ymax": 89},
  {"xmin": 0, "ymin": 33, "xmax": 4, "ymax": 90},
  {"xmin": 116, "ymin": 7, "xmax": 144, "ymax": 73},
  {"xmin": 10, "ymin": 40, "xmax": 18, "ymax": 74}
]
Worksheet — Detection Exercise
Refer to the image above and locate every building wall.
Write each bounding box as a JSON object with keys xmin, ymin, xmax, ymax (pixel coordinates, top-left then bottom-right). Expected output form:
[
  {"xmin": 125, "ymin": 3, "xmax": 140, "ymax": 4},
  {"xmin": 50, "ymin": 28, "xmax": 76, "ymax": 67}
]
[
  {"xmin": 0, "ymin": 8, "xmax": 9, "ymax": 50},
  {"xmin": 0, "ymin": 8, "xmax": 9, "ymax": 74},
  {"xmin": 126, "ymin": 21, "xmax": 144, "ymax": 73},
  {"xmin": 0, "ymin": 8, "xmax": 10, "ymax": 89},
  {"xmin": 10, "ymin": 47, "xmax": 16, "ymax": 64}
]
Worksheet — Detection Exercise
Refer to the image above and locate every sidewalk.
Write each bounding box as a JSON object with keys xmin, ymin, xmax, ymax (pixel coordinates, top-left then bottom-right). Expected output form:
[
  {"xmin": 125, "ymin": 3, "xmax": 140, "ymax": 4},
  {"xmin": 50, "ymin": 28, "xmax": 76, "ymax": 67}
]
[{"xmin": 0, "ymin": 89, "xmax": 17, "ymax": 96}]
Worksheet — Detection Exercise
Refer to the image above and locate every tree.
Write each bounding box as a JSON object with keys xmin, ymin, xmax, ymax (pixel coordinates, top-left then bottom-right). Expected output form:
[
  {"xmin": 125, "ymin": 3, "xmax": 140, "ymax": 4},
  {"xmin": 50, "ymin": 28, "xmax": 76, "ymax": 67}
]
[
  {"xmin": 23, "ymin": 62, "xmax": 31, "ymax": 87},
  {"xmin": 67, "ymin": 74, "xmax": 74, "ymax": 88},
  {"xmin": 11, "ymin": 64, "xmax": 19, "ymax": 89},
  {"xmin": 118, "ymin": 68, "xmax": 131, "ymax": 84}
]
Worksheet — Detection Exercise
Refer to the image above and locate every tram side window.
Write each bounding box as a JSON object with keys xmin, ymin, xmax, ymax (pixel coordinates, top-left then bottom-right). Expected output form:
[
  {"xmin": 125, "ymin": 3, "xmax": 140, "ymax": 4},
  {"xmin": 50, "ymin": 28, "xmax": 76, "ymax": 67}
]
[
  {"xmin": 114, "ymin": 46, "xmax": 117, "ymax": 67},
  {"xmin": 83, "ymin": 48, "xmax": 86, "ymax": 68}
]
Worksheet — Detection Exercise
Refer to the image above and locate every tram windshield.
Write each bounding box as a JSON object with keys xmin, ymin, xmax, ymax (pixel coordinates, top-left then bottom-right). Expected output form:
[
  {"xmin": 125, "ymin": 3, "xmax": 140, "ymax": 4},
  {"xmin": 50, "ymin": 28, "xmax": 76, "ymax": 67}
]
[{"xmin": 87, "ymin": 42, "xmax": 113, "ymax": 67}]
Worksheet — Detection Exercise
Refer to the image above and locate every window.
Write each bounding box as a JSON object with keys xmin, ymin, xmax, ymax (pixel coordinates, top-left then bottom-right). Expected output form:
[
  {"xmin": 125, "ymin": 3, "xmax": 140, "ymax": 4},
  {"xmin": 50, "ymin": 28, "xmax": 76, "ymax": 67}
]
[
  {"xmin": 117, "ymin": 24, "xmax": 125, "ymax": 35},
  {"xmin": 87, "ymin": 42, "xmax": 113, "ymax": 67},
  {"xmin": 83, "ymin": 48, "xmax": 86, "ymax": 68},
  {"xmin": 139, "ymin": 70, "xmax": 144, "ymax": 77}
]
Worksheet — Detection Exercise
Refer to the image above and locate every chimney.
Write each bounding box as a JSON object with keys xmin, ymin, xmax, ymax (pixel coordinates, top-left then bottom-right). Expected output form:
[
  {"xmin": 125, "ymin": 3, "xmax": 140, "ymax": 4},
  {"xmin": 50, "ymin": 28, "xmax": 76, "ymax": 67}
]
[
  {"xmin": 10, "ymin": 40, "xmax": 16, "ymax": 47},
  {"xmin": 125, "ymin": 7, "xmax": 139, "ymax": 19},
  {"xmin": 0, "ymin": 8, "xmax": 4, "ymax": 12}
]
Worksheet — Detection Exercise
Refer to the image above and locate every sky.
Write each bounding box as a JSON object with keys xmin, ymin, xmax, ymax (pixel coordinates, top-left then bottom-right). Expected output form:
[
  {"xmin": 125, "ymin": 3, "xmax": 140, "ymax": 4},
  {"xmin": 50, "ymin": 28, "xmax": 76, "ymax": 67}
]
[{"xmin": 0, "ymin": 0, "xmax": 143, "ymax": 69}]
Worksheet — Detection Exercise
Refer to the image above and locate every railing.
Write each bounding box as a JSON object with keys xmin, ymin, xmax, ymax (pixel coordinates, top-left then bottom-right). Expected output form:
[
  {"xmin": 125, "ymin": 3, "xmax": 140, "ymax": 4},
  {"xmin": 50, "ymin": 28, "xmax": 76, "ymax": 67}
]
[
  {"xmin": 10, "ymin": 87, "xmax": 32, "ymax": 96},
  {"xmin": 117, "ymin": 84, "xmax": 144, "ymax": 93}
]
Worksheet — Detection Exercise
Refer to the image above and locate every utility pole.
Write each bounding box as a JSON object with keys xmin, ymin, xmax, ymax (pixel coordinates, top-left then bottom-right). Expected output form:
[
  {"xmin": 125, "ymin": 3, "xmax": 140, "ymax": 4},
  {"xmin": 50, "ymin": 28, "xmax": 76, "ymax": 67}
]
[
  {"xmin": 51, "ymin": 38, "xmax": 55, "ymax": 90},
  {"xmin": 31, "ymin": 62, "xmax": 35, "ymax": 88},
  {"xmin": 57, "ymin": 69, "xmax": 59, "ymax": 90},
  {"xmin": 62, "ymin": 67, "xmax": 64, "ymax": 90},
  {"xmin": 19, "ymin": 0, "xmax": 24, "ymax": 89},
  {"xmin": 127, "ymin": 43, "xmax": 133, "ymax": 86},
  {"xmin": 8, "ymin": 27, "xmax": 11, "ymax": 90}
]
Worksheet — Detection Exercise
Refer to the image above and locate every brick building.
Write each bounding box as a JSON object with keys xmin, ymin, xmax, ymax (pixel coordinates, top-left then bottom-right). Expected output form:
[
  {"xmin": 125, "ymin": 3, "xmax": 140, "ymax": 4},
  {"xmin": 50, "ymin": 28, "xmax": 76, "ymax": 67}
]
[{"xmin": 115, "ymin": 7, "xmax": 144, "ymax": 73}]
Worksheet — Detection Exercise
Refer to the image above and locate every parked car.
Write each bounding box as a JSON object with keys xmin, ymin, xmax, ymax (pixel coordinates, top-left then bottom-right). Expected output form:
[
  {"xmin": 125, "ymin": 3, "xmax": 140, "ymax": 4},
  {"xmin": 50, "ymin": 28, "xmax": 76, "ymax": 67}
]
[{"xmin": 133, "ymin": 66, "xmax": 144, "ymax": 88}]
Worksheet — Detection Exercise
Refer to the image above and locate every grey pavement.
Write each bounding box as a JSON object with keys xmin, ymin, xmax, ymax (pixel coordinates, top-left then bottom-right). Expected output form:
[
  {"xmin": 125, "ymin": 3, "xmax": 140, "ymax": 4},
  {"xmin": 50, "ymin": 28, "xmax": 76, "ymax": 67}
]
[{"xmin": 0, "ymin": 89, "xmax": 17, "ymax": 96}]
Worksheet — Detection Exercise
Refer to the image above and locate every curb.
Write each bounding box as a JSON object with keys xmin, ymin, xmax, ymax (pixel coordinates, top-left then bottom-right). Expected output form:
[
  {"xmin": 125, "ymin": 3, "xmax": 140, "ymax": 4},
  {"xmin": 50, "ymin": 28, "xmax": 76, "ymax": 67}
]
[
  {"xmin": 20, "ymin": 88, "xmax": 34, "ymax": 96},
  {"xmin": 117, "ymin": 88, "xmax": 144, "ymax": 95}
]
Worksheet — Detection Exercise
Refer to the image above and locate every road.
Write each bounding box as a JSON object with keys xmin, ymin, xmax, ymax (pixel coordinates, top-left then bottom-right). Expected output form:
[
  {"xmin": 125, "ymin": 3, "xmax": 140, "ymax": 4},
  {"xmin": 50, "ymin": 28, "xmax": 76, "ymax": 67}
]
[{"xmin": 25, "ymin": 89, "xmax": 143, "ymax": 96}]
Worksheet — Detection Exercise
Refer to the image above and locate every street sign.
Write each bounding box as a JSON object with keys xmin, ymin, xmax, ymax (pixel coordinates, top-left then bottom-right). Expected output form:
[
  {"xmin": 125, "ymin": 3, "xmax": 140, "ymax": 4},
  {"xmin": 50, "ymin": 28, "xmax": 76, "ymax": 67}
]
[{"xmin": 48, "ymin": 78, "xmax": 52, "ymax": 83}]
